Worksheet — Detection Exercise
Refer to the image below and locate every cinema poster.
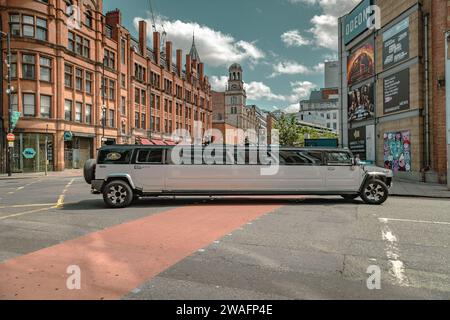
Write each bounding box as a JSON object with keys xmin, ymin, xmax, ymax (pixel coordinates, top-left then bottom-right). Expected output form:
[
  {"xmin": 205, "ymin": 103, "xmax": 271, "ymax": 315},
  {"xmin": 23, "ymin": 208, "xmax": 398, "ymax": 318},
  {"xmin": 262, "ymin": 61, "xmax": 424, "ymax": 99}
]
[
  {"xmin": 348, "ymin": 83, "xmax": 375, "ymax": 123},
  {"xmin": 383, "ymin": 17, "xmax": 410, "ymax": 68},
  {"xmin": 347, "ymin": 39, "xmax": 375, "ymax": 85},
  {"xmin": 383, "ymin": 131, "xmax": 412, "ymax": 172},
  {"xmin": 384, "ymin": 68, "xmax": 410, "ymax": 114}
]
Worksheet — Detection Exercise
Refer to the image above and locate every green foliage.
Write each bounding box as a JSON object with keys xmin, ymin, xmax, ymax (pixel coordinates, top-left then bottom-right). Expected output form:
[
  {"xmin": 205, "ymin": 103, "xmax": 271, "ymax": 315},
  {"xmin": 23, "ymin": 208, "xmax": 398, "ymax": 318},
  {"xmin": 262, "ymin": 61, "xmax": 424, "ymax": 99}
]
[{"xmin": 274, "ymin": 114, "xmax": 338, "ymax": 147}]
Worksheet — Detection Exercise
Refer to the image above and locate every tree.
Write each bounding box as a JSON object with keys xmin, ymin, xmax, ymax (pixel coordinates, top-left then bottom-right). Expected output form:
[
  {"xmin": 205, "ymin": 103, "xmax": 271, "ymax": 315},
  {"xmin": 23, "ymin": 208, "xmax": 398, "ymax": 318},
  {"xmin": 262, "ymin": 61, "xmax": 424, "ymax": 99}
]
[
  {"xmin": 274, "ymin": 114, "xmax": 303, "ymax": 146},
  {"xmin": 274, "ymin": 114, "xmax": 339, "ymax": 147}
]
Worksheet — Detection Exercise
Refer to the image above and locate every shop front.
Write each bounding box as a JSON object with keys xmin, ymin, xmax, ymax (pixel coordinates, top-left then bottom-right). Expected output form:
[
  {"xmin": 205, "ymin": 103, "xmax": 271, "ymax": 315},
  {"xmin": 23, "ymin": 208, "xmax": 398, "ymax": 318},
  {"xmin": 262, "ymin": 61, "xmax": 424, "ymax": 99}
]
[
  {"xmin": 11, "ymin": 133, "xmax": 54, "ymax": 173},
  {"xmin": 64, "ymin": 132, "xmax": 94, "ymax": 169}
]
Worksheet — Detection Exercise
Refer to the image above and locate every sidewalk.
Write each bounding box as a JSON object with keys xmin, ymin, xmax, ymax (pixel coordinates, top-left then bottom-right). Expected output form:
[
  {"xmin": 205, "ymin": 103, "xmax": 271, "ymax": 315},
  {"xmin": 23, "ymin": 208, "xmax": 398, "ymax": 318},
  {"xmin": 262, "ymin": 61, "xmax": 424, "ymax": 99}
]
[
  {"xmin": 0, "ymin": 169, "xmax": 83, "ymax": 180},
  {"xmin": 391, "ymin": 179, "xmax": 450, "ymax": 199}
]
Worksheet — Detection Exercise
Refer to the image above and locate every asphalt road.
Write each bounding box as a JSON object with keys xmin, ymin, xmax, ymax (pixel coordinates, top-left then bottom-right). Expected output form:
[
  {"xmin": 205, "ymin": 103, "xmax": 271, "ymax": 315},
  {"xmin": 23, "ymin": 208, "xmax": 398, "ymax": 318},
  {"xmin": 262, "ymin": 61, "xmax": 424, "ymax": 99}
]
[{"xmin": 0, "ymin": 176, "xmax": 449, "ymax": 300}]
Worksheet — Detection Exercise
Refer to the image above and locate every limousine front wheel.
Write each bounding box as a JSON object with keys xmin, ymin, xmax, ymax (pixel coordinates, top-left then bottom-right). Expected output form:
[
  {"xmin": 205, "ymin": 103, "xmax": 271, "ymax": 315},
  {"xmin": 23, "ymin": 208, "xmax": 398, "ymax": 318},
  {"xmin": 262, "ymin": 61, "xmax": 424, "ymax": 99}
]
[
  {"xmin": 103, "ymin": 180, "xmax": 134, "ymax": 208},
  {"xmin": 361, "ymin": 179, "xmax": 389, "ymax": 205}
]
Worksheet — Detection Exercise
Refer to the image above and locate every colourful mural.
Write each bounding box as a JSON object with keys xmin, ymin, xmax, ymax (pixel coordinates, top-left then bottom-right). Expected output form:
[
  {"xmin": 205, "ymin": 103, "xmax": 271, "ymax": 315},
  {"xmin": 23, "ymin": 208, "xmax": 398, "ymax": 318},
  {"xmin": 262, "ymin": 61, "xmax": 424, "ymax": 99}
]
[{"xmin": 383, "ymin": 131, "xmax": 411, "ymax": 172}]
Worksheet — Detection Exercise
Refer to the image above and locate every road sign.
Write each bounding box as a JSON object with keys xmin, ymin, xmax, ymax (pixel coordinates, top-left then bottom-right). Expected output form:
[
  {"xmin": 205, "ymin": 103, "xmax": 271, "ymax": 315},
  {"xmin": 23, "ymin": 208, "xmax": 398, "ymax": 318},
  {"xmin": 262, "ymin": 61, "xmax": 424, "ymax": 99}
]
[
  {"xmin": 8, "ymin": 141, "xmax": 14, "ymax": 148},
  {"xmin": 6, "ymin": 133, "xmax": 15, "ymax": 141},
  {"xmin": 64, "ymin": 131, "xmax": 73, "ymax": 142},
  {"xmin": 23, "ymin": 148, "xmax": 37, "ymax": 159},
  {"xmin": 11, "ymin": 111, "xmax": 21, "ymax": 130}
]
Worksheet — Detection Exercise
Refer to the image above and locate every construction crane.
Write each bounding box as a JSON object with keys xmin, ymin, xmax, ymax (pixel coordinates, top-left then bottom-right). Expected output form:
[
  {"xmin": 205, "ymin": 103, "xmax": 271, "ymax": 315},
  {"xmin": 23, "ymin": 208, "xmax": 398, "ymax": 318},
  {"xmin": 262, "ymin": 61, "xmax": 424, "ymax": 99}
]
[{"xmin": 148, "ymin": 0, "xmax": 167, "ymax": 58}]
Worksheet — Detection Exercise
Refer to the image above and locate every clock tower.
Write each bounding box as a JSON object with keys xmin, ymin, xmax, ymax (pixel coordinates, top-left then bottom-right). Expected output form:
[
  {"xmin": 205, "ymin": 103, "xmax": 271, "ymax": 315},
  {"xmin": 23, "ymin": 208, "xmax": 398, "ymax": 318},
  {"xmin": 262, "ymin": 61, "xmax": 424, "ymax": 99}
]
[{"xmin": 225, "ymin": 64, "xmax": 247, "ymax": 128}]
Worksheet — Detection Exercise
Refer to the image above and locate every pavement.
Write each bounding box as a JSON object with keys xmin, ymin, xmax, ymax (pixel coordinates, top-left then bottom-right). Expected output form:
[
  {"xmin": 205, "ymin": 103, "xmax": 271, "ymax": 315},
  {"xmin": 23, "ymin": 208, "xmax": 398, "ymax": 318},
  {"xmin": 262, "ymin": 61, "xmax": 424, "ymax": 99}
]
[{"xmin": 0, "ymin": 175, "xmax": 449, "ymax": 300}]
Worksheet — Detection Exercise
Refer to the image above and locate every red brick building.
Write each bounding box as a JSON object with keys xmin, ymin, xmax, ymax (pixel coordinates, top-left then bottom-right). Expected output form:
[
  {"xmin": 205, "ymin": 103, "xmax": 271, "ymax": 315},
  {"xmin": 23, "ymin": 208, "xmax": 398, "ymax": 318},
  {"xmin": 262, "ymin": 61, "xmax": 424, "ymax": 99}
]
[{"xmin": 0, "ymin": 0, "xmax": 212, "ymax": 172}]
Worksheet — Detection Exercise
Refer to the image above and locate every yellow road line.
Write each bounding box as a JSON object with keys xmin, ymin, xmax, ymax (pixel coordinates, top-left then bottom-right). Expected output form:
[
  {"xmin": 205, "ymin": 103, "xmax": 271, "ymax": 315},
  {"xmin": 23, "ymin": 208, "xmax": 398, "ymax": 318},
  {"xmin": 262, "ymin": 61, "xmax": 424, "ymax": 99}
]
[
  {"xmin": 0, "ymin": 203, "xmax": 56, "ymax": 209},
  {"xmin": 55, "ymin": 178, "xmax": 76, "ymax": 209},
  {"xmin": 0, "ymin": 206, "xmax": 56, "ymax": 221}
]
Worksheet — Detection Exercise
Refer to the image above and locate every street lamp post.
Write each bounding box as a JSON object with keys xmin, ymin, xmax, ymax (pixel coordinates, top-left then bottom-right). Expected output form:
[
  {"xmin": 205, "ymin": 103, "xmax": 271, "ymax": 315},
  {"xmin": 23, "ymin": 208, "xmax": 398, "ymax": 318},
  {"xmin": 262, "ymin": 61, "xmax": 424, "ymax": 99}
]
[
  {"xmin": 101, "ymin": 57, "xmax": 106, "ymax": 145},
  {"xmin": 445, "ymin": 31, "xmax": 450, "ymax": 190},
  {"xmin": 1, "ymin": 31, "xmax": 13, "ymax": 176}
]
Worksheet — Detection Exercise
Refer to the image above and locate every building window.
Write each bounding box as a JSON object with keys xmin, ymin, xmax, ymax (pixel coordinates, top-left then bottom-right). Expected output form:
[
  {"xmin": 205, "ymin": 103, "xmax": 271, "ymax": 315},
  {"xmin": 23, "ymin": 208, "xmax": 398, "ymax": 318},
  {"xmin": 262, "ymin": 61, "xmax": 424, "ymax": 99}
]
[
  {"xmin": 109, "ymin": 110, "xmax": 115, "ymax": 127},
  {"xmin": 155, "ymin": 95, "xmax": 160, "ymax": 110},
  {"xmin": 75, "ymin": 68, "xmax": 83, "ymax": 91},
  {"xmin": 10, "ymin": 53, "xmax": 17, "ymax": 78},
  {"xmin": 40, "ymin": 95, "xmax": 51, "ymax": 118},
  {"xmin": 65, "ymin": 99, "xmax": 72, "ymax": 121},
  {"xmin": 85, "ymin": 72, "xmax": 92, "ymax": 94},
  {"xmin": 109, "ymin": 80, "xmax": 115, "ymax": 100},
  {"xmin": 121, "ymin": 122, "xmax": 126, "ymax": 135},
  {"xmin": 36, "ymin": 18, "xmax": 47, "ymax": 41},
  {"xmin": 85, "ymin": 104, "xmax": 92, "ymax": 124},
  {"xmin": 85, "ymin": 11, "xmax": 93, "ymax": 29},
  {"xmin": 83, "ymin": 38, "xmax": 90, "ymax": 58},
  {"xmin": 141, "ymin": 113, "xmax": 146, "ymax": 129},
  {"xmin": 121, "ymin": 97, "xmax": 126, "ymax": 115},
  {"xmin": 68, "ymin": 31, "xmax": 75, "ymax": 51},
  {"xmin": 22, "ymin": 54, "xmax": 36, "ymax": 79},
  {"xmin": 22, "ymin": 15, "xmax": 35, "ymax": 37},
  {"xmin": 75, "ymin": 102, "xmax": 82, "ymax": 122},
  {"xmin": 64, "ymin": 64, "xmax": 73, "ymax": 88},
  {"xmin": 121, "ymin": 73, "xmax": 126, "ymax": 88},
  {"xmin": 135, "ymin": 88, "xmax": 140, "ymax": 104},
  {"xmin": 23, "ymin": 93, "xmax": 35, "ymax": 116},
  {"xmin": 121, "ymin": 39, "xmax": 126, "ymax": 64},
  {"xmin": 68, "ymin": 31, "xmax": 89, "ymax": 58},
  {"xmin": 39, "ymin": 56, "xmax": 51, "ymax": 82},
  {"xmin": 11, "ymin": 94, "xmax": 18, "ymax": 112},
  {"xmin": 141, "ymin": 90, "xmax": 146, "ymax": 106},
  {"xmin": 135, "ymin": 112, "xmax": 140, "ymax": 128},
  {"xmin": 10, "ymin": 14, "xmax": 20, "ymax": 36},
  {"xmin": 104, "ymin": 49, "xmax": 115, "ymax": 69},
  {"xmin": 105, "ymin": 25, "xmax": 113, "ymax": 39},
  {"xmin": 135, "ymin": 64, "xmax": 145, "ymax": 82}
]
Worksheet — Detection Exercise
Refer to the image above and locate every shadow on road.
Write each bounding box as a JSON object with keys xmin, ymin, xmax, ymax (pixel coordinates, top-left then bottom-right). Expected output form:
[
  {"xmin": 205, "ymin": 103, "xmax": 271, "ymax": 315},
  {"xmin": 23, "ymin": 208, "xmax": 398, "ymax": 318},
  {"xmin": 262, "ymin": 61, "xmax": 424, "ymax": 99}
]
[{"xmin": 61, "ymin": 197, "xmax": 365, "ymax": 210}]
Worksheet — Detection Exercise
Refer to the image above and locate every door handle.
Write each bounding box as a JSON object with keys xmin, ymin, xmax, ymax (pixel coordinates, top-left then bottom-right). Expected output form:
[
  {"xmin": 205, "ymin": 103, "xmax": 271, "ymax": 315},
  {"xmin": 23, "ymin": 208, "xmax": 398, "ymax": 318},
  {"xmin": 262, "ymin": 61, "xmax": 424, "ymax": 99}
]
[
  {"xmin": 328, "ymin": 167, "xmax": 336, "ymax": 171},
  {"xmin": 134, "ymin": 165, "xmax": 143, "ymax": 169}
]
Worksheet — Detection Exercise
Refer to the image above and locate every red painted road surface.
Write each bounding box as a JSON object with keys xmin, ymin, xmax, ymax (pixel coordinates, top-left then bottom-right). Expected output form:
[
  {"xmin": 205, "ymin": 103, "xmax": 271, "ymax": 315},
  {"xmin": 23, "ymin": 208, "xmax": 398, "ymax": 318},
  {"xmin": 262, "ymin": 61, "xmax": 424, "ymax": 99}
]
[{"xmin": 0, "ymin": 203, "xmax": 282, "ymax": 300}]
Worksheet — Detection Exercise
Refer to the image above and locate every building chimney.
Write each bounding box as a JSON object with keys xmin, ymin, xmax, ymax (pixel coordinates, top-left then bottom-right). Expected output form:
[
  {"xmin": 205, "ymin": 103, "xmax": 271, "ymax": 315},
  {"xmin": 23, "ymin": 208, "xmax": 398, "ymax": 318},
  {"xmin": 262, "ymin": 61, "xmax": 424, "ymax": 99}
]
[
  {"xmin": 176, "ymin": 49, "xmax": 182, "ymax": 76},
  {"xmin": 153, "ymin": 32, "xmax": 160, "ymax": 64},
  {"xmin": 105, "ymin": 9, "xmax": 121, "ymax": 27},
  {"xmin": 186, "ymin": 54, "xmax": 192, "ymax": 83},
  {"xmin": 165, "ymin": 41, "xmax": 173, "ymax": 71},
  {"xmin": 138, "ymin": 20, "xmax": 147, "ymax": 56}
]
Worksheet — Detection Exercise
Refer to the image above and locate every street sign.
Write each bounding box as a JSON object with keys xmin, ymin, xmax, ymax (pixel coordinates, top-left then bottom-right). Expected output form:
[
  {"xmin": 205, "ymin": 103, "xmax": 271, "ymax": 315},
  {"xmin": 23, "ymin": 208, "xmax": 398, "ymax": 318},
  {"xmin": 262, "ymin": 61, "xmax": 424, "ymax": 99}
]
[
  {"xmin": 6, "ymin": 133, "xmax": 15, "ymax": 141},
  {"xmin": 23, "ymin": 148, "xmax": 37, "ymax": 159},
  {"xmin": 8, "ymin": 141, "xmax": 14, "ymax": 148},
  {"xmin": 11, "ymin": 111, "xmax": 21, "ymax": 131},
  {"xmin": 64, "ymin": 131, "xmax": 73, "ymax": 142}
]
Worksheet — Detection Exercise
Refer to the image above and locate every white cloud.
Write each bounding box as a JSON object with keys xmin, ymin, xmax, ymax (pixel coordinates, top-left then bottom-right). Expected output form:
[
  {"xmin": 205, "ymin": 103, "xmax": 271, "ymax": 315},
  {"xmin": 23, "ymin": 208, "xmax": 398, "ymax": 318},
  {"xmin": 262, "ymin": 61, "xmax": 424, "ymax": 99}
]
[
  {"xmin": 288, "ymin": 0, "xmax": 360, "ymax": 50},
  {"xmin": 281, "ymin": 30, "xmax": 311, "ymax": 47},
  {"xmin": 270, "ymin": 60, "xmax": 324, "ymax": 78},
  {"xmin": 286, "ymin": 81, "xmax": 317, "ymax": 103},
  {"xmin": 284, "ymin": 104, "xmax": 301, "ymax": 114},
  {"xmin": 133, "ymin": 17, "xmax": 265, "ymax": 67},
  {"xmin": 210, "ymin": 76, "xmax": 228, "ymax": 91},
  {"xmin": 244, "ymin": 82, "xmax": 286, "ymax": 102}
]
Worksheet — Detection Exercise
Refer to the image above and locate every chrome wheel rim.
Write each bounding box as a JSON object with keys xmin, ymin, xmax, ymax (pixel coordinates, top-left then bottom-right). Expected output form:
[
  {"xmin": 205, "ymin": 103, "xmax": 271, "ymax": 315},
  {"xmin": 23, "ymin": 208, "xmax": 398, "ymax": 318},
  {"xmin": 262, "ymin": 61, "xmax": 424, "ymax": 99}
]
[
  {"xmin": 364, "ymin": 183, "xmax": 385, "ymax": 202},
  {"xmin": 107, "ymin": 185, "xmax": 127, "ymax": 205}
]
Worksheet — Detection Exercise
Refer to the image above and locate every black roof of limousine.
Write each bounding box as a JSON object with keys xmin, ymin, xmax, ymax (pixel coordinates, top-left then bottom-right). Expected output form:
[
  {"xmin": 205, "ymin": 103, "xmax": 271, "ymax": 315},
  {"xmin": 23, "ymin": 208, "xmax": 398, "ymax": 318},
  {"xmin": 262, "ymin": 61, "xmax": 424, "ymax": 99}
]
[{"xmin": 98, "ymin": 145, "xmax": 351, "ymax": 152}]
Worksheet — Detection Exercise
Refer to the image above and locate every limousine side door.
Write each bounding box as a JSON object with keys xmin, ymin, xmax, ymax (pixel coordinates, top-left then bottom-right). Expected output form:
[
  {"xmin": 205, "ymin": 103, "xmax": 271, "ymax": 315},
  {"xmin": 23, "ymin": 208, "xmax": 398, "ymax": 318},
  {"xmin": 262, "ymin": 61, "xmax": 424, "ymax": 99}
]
[
  {"xmin": 131, "ymin": 148, "xmax": 166, "ymax": 193},
  {"xmin": 325, "ymin": 151, "xmax": 360, "ymax": 192}
]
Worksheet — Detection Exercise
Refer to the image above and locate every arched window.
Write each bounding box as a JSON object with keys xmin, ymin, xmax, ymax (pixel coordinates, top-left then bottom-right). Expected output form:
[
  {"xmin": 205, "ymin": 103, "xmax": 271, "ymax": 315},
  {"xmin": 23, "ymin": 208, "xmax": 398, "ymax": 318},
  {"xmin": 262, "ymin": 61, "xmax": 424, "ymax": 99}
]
[{"xmin": 85, "ymin": 10, "xmax": 93, "ymax": 29}]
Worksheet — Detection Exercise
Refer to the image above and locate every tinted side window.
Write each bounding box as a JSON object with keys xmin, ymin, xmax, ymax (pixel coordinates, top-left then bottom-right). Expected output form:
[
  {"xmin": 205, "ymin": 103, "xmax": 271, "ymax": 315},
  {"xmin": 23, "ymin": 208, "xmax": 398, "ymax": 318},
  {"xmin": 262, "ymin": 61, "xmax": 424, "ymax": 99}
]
[
  {"xmin": 279, "ymin": 150, "xmax": 323, "ymax": 165},
  {"xmin": 98, "ymin": 148, "xmax": 132, "ymax": 164},
  {"xmin": 326, "ymin": 152, "xmax": 353, "ymax": 165},
  {"xmin": 136, "ymin": 149, "xmax": 163, "ymax": 164}
]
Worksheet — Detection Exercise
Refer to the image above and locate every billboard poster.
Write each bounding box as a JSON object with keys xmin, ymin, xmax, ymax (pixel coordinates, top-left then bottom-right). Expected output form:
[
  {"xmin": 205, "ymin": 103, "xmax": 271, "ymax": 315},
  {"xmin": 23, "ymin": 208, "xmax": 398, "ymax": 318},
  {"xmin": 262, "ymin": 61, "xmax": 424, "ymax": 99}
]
[
  {"xmin": 349, "ymin": 127, "xmax": 367, "ymax": 161},
  {"xmin": 384, "ymin": 68, "xmax": 410, "ymax": 114},
  {"xmin": 383, "ymin": 131, "xmax": 411, "ymax": 172},
  {"xmin": 347, "ymin": 39, "xmax": 375, "ymax": 85},
  {"xmin": 348, "ymin": 83, "xmax": 375, "ymax": 123},
  {"xmin": 383, "ymin": 17, "xmax": 410, "ymax": 68},
  {"xmin": 343, "ymin": 0, "xmax": 374, "ymax": 45}
]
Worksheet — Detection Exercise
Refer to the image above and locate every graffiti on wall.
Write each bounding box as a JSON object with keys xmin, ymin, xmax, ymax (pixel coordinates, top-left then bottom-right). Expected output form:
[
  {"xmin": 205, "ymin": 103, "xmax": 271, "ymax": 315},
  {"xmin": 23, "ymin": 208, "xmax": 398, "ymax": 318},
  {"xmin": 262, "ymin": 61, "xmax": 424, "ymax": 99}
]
[{"xmin": 383, "ymin": 131, "xmax": 411, "ymax": 172}]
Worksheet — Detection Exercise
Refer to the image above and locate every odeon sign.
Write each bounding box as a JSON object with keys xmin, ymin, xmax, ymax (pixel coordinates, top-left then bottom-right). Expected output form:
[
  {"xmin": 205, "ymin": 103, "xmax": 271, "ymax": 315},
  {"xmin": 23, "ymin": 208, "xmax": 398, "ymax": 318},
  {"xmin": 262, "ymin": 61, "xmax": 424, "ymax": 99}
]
[{"xmin": 344, "ymin": 0, "xmax": 380, "ymax": 45}]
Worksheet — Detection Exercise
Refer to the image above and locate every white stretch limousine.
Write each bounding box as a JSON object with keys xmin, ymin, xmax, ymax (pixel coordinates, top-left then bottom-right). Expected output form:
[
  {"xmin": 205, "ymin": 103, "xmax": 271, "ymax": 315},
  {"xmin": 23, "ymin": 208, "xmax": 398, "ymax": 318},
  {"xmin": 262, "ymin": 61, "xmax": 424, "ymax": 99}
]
[{"xmin": 84, "ymin": 145, "xmax": 393, "ymax": 208}]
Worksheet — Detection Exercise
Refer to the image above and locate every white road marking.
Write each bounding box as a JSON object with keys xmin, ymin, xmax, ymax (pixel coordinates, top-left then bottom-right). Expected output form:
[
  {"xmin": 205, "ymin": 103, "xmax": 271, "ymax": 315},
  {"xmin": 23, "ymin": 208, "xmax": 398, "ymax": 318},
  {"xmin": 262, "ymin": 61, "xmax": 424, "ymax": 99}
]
[
  {"xmin": 380, "ymin": 217, "xmax": 450, "ymax": 226},
  {"xmin": 379, "ymin": 218, "xmax": 410, "ymax": 287}
]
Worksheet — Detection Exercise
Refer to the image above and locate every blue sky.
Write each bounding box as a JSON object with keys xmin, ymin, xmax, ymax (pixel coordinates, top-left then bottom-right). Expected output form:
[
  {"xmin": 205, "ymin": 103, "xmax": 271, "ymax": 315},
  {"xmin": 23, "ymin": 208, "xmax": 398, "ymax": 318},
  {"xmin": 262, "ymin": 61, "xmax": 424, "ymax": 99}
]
[{"xmin": 104, "ymin": 0, "xmax": 359, "ymax": 112}]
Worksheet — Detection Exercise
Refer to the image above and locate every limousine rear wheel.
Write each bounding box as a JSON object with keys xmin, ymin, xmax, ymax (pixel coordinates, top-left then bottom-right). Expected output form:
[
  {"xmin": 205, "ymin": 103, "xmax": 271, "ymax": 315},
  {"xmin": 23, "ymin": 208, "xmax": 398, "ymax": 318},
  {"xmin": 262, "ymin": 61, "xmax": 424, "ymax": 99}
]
[
  {"xmin": 103, "ymin": 180, "xmax": 134, "ymax": 208},
  {"xmin": 361, "ymin": 179, "xmax": 389, "ymax": 205}
]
